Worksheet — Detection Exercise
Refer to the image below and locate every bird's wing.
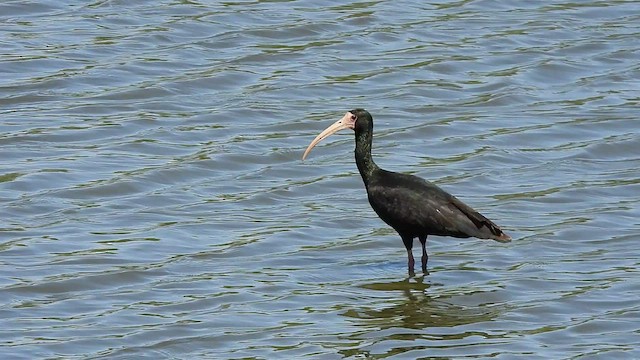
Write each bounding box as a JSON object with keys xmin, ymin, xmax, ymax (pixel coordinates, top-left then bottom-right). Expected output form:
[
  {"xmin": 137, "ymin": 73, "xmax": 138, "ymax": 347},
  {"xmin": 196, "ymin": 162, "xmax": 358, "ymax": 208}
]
[
  {"xmin": 447, "ymin": 194, "xmax": 511, "ymax": 242},
  {"xmin": 367, "ymin": 179, "xmax": 510, "ymax": 242}
]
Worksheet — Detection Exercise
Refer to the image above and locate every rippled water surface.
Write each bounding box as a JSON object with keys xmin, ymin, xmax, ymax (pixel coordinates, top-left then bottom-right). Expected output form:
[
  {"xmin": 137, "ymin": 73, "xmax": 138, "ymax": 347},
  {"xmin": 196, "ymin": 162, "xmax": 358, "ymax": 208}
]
[{"xmin": 1, "ymin": 0, "xmax": 639, "ymax": 358}]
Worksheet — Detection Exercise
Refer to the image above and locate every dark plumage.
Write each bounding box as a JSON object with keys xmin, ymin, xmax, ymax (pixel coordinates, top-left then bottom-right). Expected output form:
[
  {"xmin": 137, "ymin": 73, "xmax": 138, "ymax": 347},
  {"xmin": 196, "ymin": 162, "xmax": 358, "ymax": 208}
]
[{"xmin": 303, "ymin": 109, "xmax": 510, "ymax": 274}]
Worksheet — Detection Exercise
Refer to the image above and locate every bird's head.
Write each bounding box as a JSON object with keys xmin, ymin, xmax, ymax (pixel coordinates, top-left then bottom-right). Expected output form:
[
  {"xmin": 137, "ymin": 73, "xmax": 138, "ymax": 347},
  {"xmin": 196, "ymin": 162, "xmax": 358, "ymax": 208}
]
[{"xmin": 302, "ymin": 108, "xmax": 372, "ymax": 160}]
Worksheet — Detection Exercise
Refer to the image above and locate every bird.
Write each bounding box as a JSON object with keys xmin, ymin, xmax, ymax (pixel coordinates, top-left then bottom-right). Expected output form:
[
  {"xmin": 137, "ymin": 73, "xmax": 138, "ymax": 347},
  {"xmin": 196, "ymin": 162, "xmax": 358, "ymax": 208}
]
[{"xmin": 302, "ymin": 109, "xmax": 511, "ymax": 275}]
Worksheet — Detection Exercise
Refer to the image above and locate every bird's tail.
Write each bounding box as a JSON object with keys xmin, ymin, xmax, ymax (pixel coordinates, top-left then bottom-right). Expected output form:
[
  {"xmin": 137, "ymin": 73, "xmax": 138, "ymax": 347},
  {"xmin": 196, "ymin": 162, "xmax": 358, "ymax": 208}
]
[
  {"xmin": 492, "ymin": 231, "xmax": 511, "ymax": 243},
  {"xmin": 450, "ymin": 198, "xmax": 511, "ymax": 243}
]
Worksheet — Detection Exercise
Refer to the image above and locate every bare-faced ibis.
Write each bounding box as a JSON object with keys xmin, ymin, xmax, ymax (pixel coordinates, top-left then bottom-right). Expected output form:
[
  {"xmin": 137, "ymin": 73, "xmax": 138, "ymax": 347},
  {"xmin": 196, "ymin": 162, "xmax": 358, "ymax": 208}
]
[{"xmin": 302, "ymin": 109, "xmax": 511, "ymax": 275}]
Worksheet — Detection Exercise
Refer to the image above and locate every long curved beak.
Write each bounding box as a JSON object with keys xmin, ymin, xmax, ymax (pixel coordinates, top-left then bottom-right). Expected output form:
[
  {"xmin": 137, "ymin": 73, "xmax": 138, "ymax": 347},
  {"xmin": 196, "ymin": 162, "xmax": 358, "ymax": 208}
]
[{"xmin": 302, "ymin": 112, "xmax": 355, "ymax": 160}]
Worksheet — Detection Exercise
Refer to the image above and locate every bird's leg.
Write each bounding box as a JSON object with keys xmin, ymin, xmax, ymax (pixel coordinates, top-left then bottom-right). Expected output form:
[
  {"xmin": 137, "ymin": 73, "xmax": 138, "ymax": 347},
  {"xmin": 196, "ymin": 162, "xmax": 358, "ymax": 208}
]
[
  {"xmin": 407, "ymin": 249, "xmax": 415, "ymax": 276},
  {"xmin": 402, "ymin": 236, "xmax": 415, "ymax": 275},
  {"xmin": 419, "ymin": 236, "xmax": 429, "ymax": 275}
]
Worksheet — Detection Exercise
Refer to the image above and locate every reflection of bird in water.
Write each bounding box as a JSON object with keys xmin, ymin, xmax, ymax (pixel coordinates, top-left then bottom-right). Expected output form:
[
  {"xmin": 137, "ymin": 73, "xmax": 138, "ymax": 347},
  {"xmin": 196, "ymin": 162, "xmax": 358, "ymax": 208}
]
[
  {"xmin": 303, "ymin": 109, "xmax": 510, "ymax": 275},
  {"xmin": 338, "ymin": 277, "xmax": 506, "ymax": 358}
]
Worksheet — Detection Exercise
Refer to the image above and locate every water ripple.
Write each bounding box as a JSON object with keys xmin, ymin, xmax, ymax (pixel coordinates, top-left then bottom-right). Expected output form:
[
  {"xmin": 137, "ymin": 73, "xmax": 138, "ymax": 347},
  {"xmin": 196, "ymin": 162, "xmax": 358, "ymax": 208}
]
[{"xmin": 1, "ymin": 0, "xmax": 639, "ymax": 358}]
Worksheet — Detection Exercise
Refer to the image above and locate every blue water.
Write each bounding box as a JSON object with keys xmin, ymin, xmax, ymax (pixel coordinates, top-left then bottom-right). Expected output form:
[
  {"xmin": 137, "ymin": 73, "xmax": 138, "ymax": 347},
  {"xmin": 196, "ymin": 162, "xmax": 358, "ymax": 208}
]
[{"xmin": 1, "ymin": 0, "xmax": 639, "ymax": 358}]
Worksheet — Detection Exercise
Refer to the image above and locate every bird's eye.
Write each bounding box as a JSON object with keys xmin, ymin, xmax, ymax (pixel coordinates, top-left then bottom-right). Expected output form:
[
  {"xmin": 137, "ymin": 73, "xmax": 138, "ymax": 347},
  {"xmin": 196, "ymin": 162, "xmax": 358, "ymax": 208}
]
[{"xmin": 351, "ymin": 115, "xmax": 357, "ymax": 121}]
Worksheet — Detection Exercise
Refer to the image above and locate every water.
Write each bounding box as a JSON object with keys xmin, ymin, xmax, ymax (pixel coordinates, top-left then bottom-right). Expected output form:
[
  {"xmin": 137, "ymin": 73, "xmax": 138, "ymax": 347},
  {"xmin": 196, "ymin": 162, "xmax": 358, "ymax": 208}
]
[{"xmin": 1, "ymin": 0, "xmax": 639, "ymax": 358}]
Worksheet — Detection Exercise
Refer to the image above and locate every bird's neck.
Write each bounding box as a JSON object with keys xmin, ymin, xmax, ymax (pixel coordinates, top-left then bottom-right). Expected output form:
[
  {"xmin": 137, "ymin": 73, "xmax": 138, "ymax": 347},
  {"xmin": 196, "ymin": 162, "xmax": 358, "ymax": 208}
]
[{"xmin": 354, "ymin": 127, "xmax": 379, "ymax": 187}]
